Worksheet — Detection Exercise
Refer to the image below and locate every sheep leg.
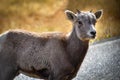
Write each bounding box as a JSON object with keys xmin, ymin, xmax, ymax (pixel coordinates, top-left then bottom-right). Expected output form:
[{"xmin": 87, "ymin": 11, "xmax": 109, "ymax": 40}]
[{"xmin": 48, "ymin": 72, "xmax": 72, "ymax": 80}]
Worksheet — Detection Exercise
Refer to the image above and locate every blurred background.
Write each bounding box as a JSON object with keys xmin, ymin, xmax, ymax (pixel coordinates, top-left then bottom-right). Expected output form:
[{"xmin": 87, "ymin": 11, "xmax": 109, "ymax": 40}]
[{"xmin": 0, "ymin": 0, "xmax": 120, "ymax": 41}]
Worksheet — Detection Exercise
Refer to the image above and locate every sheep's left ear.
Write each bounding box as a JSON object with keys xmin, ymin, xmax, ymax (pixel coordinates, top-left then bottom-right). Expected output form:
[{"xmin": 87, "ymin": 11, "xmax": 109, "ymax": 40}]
[
  {"xmin": 94, "ymin": 10, "xmax": 103, "ymax": 19},
  {"xmin": 65, "ymin": 10, "xmax": 77, "ymax": 22}
]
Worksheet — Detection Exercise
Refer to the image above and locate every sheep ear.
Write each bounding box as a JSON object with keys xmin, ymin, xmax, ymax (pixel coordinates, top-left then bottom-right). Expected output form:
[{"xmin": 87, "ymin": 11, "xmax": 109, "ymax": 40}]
[
  {"xmin": 94, "ymin": 10, "xmax": 103, "ymax": 19},
  {"xmin": 65, "ymin": 10, "xmax": 77, "ymax": 22}
]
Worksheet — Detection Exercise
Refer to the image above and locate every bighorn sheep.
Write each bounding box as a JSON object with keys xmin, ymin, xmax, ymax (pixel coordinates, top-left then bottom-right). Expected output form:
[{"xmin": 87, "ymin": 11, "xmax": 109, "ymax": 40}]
[{"xmin": 0, "ymin": 9, "xmax": 103, "ymax": 80}]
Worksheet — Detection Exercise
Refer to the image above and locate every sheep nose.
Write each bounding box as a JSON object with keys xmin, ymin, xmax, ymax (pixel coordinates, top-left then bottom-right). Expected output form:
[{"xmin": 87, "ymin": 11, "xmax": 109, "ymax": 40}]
[{"xmin": 90, "ymin": 31, "xmax": 96, "ymax": 36}]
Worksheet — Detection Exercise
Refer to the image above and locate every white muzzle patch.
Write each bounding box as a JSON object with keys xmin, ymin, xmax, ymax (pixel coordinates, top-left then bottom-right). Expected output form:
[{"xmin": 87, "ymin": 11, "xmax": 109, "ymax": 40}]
[{"xmin": 87, "ymin": 24, "xmax": 96, "ymax": 37}]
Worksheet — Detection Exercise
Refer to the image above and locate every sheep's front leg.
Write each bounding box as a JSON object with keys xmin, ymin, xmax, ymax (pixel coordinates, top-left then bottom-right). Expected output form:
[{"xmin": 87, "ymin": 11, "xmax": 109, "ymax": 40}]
[
  {"xmin": 48, "ymin": 74, "xmax": 65, "ymax": 80},
  {"xmin": 48, "ymin": 74, "xmax": 72, "ymax": 80},
  {"xmin": 48, "ymin": 69, "xmax": 73, "ymax": 80}
]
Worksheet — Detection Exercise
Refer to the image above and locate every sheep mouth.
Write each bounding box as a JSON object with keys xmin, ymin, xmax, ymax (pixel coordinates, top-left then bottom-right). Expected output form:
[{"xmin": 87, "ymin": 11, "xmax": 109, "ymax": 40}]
[
  {"xmin": 85, "ymin": 35, "xmax": 96, "ymax": 40},
  {"xmin": 90, "ymin": 35, "xmax": 96, "ymax": 39},
  {"xmin": 79, "ymin": 34, "xmax": 96, "ymax": 41}
]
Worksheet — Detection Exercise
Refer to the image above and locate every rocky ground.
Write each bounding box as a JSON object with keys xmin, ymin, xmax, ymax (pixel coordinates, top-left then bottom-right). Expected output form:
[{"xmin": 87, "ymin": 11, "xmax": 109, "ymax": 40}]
[{"xmin": 14, "ymin": 37, "xmax": 120, "ymax": 80}]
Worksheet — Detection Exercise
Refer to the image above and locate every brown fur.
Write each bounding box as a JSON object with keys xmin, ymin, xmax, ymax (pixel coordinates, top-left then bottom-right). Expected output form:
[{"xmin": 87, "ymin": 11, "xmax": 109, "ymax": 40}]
[{"xmin": 0, "ymin": 29, "xmax": 88, "ymax": 80}]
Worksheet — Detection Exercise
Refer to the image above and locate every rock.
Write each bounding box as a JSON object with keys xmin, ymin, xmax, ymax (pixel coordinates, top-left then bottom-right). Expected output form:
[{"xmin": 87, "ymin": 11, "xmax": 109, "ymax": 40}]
[{"xmin": 73, "ymin": 37, "xmax": 120, "ymax": 80}]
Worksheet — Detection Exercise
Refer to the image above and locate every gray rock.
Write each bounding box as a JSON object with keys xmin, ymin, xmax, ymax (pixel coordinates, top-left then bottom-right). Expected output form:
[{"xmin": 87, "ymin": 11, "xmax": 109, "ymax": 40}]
[
  {"xmin": 14, "ymin": 74, "xmax": 39, "ymax": 80},
  {"xmin": 73, "ymin": 37, "xmax": 120, "ymax": 80},
  {"xmin": 15, "ymin": 37, "xmax": 120, "ymax": 80}
]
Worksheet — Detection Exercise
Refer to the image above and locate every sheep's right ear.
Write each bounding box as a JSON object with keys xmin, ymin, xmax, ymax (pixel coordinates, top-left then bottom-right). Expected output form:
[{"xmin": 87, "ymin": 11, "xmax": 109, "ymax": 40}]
[
  {"xmin": 94, "ymin": 10, "xmax": 103, "ymax": 20},
  {"xmin": 65, "ymin": 10, "xmax": 77, "ymax": 22}
]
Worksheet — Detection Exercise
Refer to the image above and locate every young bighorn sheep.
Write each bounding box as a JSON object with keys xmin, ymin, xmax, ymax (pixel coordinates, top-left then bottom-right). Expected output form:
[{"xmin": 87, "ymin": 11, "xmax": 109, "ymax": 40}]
[{"xmin": 0, "ymin": 9, "xmax": 103, "ymax": 80}]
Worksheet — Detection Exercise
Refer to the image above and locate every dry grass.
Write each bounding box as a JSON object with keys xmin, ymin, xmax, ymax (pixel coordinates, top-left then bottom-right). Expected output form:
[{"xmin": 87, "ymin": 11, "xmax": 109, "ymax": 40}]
[
  {"xmin": 0, "ymin": 0, "xmax": 120, "ymax": 42},
  {"xmin": 0, "ymin": 0, "xmax": 69, "ymax": 32}
]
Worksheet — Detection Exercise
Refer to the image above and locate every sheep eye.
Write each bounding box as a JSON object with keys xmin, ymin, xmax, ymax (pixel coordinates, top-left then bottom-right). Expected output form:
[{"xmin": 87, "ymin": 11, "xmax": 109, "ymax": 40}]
[{"xmin": 78, "ymin": 21, "xmax": 82, "ymax": 25}]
